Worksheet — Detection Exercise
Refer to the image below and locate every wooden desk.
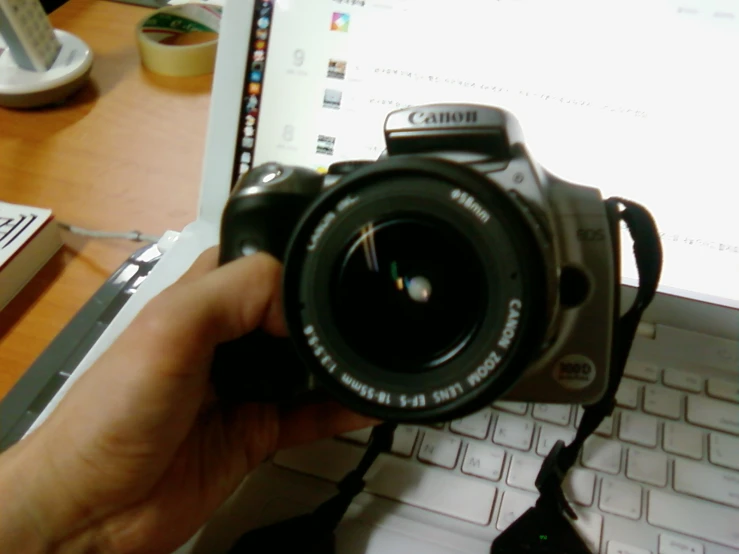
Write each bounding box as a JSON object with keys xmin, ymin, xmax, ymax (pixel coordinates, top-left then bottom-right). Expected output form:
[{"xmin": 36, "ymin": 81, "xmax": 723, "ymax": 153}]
[{"xmin": 0, "ymin": 0, "xmax": 214, "ymax": 399}]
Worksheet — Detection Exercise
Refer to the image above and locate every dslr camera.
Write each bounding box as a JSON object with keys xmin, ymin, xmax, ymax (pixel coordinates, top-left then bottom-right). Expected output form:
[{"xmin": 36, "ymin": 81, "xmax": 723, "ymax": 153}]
[{"xmin": 212, "ymin": 104, "xmax": 618, "ymax": 423}]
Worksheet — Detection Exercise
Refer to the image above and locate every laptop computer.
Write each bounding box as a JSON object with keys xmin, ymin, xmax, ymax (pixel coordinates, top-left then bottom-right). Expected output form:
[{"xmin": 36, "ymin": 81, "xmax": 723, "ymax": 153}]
[{"xmin": 5, "ymin": 0, "xmax": 739, "ymax": 552}]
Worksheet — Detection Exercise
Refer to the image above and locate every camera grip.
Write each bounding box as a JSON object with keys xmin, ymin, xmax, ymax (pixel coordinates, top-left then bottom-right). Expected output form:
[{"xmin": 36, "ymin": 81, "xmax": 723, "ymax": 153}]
[
  {"xmin": 219, "ymin": 195, "xmax": 313, "ymax": 263},
  {"xmin": 211, "ymin": 329, "xmax": 310, "ymax": 403},
  {"xmin": 212, "ymin": 164, "xmax": 324, "ymax": 404}
]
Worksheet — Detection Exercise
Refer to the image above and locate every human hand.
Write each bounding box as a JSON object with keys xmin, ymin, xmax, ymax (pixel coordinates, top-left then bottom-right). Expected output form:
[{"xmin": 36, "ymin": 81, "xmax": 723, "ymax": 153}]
[{"xmin": 0, "ymin": 248, "xmax": 376, "ymax": 554}]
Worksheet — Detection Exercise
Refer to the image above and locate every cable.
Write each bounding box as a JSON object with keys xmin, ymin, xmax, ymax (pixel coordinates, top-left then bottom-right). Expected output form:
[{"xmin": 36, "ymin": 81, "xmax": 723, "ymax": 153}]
[{"xmin": 57, "ymin": 221, "xmax": 161, "ymax": 243}]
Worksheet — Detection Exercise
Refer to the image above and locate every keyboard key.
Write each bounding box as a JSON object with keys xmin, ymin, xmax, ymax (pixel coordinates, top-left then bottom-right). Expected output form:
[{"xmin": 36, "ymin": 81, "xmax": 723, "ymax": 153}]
[
  {"xmin": 450, "ymin": 408, "xmax": 492, "ymax": 439},
  {"xmin": 607, "ymin": 541, "xmax": 651, "ymax": 554},
  {"xmin": 658, "ymin": 533, "xmax": 703, "ymax": 554},
  {"xmin": 338, "ymin": 426, "xmax": 373, "ymax": 444},
  {"xmin": 462, "ymin": 442, "xmax": 505, "ymax": 481},
  {"xmin": 624, "ymin": 361, "xmax": 659, "ymax": 382},
  {"xmin": 649, "ymin": 490, "xmax": 739, "ymax": 549},
  {"xmin": 708, "ymin": 432, "xmax": 739, "ymax": 470},
  {"xmin": 493, "ymin": 401, "xmax": 528, "ymax": 415},
  {"xmin": 643, "ymin": 385, "xmax": 681, "ymax": 420},
  {"xmin": 619, "ymin": 412, "xmax": 658, "ymax": 448},
  {"xmin": 532, "ymin": 403, "xmax": 571, "ymax": 426},
  {"xmin": 600, "ymin": 476, "xmax": 642, "ymax": 520},
  {"xmin": 663, "ymin": 368, "xmax": 703, "ymax": 393},
  {"xmin": 536, "ymin": 425, "xmax": 576, "ymax": 456},
  {"xmin": 571, "ymin": 507, "xmax": 603, "ymax": 553},
  {"xmin": 673, "ymin": 458, "xmax": 739, "ymax": 508},
  {"xmin": 391, "ymin": 425, "xmax": 419, "ymax": 457},
  {"xmin": 418, "ymin": 430, "xmax": 461, "ymax": 469},
  {"xmin": 496, "ymin": 490, "xmax": 536, "ymax": 531},
  {"xmin": 626, "ymin": 448, "xmax": 667, "ymax": 487},
  {"xmin": 686, "ymin": 396, "xmax": 739, "ymax": 436},
  {"xmin": 706, "ymin": 377, "xmax": 739, "ymax": 404},
  {"xmin": 616, "ymin": 378, "xmax": 641, "ymax": 409},
  {"xmin": 582, "ymin": 436, "xmax": 622, "ymax": 474},
  {"xmin": 563, "ymin": 468, "xmax": 596, "ymax": 507},
  {"xmin": 576, "ymin": 406, "xmax": 614, "ymax": 437},
  {"xmin": 596, "ymin": 415, "xmax": 615, "ymax": 437},
  {"xmin": 492, "ymin": 413, "xmax": 534, "ymax": 451},
  {"xmin": 595, "ymin": 414, "xmax": 615, "ymax": 437},
  {"xmin": 274, "ymin": 439, "xmax": 497, "ymax": 526},
  {"xmin": 507, "ymin": 455, "xmax": 542, "ymax": 493},
  {"xmin": 662, "ymin": 421, "xmax": 703, "ymax": 460}
]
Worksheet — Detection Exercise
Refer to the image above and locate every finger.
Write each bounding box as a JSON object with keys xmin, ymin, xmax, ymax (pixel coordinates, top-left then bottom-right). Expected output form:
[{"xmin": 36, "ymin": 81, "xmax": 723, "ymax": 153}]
[
  {"xmin": 173, "ymin": 246, "xmax": 219, "ymax": 285},
  {"xmin": 174, "ymin": 248, "xmax": 287, "ymax": 337},
  {"xmin": 62, "ymin": 252, "xmax": 288, "ymax": 453},
  {"xmin": 275, "ymin": 401, "xmax": 380, "ymax": 451},
  {"xmin": 114, "ymin": 251, "xmax": 287, "ymax": 379}
]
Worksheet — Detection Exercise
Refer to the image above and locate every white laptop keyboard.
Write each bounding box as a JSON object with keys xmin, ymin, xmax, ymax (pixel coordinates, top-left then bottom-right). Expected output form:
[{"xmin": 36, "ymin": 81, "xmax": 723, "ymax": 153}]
[{"xmin": 273, "ymin": 360, "xmax": 739, "ymax": 553}]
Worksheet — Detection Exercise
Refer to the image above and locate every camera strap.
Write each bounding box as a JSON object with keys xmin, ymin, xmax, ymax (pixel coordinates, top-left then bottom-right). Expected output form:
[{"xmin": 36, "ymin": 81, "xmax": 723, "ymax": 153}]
[
  {"xmin": 225, "ymin": 422, "xmax": 397, "ymax": 554},
  {"xmin": 226, "ymin": 197, "xmax": 661, "ymax": 554},
  {"xmin": 491, "ymin": 196, "xmax": 663, "ymax": 553}
]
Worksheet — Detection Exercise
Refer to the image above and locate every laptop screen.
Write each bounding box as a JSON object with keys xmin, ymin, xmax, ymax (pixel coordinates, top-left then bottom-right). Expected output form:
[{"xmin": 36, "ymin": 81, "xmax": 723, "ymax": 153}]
[{"xmin": 233, "ymin": 0, "xmax": 739, "ymax": 310}]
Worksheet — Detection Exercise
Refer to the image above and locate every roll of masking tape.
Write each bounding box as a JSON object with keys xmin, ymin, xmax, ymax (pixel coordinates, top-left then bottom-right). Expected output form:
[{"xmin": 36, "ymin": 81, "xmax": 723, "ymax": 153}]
[{"xmin": 135, "ymin": 3, "xmax": 222, "ymax": 77}]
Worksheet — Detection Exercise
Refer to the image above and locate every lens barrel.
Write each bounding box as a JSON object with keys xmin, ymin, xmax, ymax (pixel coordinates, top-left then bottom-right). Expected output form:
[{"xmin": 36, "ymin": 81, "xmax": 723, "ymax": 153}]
[{"xmin": 283, "ymin": 157, "xmax": 547, "ymax": 421}]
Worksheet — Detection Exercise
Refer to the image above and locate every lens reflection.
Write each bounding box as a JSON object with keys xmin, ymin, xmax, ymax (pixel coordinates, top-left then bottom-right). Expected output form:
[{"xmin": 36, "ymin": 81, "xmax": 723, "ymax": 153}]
[{"xmin": 331, "ymin": 217, "xmax": 486, "ymax": 372}]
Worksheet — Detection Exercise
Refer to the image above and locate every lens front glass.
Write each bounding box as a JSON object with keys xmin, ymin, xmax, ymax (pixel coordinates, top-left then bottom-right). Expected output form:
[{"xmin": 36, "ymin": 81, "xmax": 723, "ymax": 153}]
[{"xmin": 331, "ymin": 216, "xmax": 487, "ymax": 373}]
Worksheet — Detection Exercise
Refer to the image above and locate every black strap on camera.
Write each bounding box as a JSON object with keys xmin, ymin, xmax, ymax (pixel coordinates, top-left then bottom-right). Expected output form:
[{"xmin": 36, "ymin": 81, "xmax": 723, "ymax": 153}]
[
  {"xmin": 492, "ymin": 196, "xmax": 662, "ymax": 553},
  {"xmin": 227, "ymin": 196, "xmax": 662, "ymax": 554},
  {"xmin": 225, "ymin": 422, "xmax": 397, "ymax": 553}
]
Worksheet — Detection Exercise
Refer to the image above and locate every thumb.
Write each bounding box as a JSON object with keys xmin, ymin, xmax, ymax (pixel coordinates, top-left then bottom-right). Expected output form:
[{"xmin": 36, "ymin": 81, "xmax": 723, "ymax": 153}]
[
  {"xmin": 43, "ymin": 252, "xmax": 287, "ymax": 465},
  {"xmin": 120, "ymin": 251, "xmax": 287, "ymax": 379},
  {"xmin": 60, "ymin": 251, "xmax": 286, "ymax": 432}
]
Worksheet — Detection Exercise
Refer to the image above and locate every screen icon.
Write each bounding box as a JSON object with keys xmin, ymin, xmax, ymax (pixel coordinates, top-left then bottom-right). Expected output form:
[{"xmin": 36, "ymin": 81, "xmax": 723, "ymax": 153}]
[
  {"xmin": 317, "ymin": 135, "xmax": 336, "ymax": 155},
  {"xmin": 331, "ymin": 12, "xmax": 350, "ymax": 32},
  {"xmin": 327, "ymin": 59, "xmax": 347, "ymax": 79},
  {"xmin": 323, "ymin": 89, "xmax": 343, "ymax": 109}
]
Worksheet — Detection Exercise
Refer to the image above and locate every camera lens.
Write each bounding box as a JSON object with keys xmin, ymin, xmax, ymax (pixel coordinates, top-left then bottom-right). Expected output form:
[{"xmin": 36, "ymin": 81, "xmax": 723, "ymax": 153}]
[
  {"xmin": 283, "ymin": 156, "xmax": 549, "ymax": 421},
  {"xmin": 331, "ymin": 216, "xmax": 487, "ymax": 372}
]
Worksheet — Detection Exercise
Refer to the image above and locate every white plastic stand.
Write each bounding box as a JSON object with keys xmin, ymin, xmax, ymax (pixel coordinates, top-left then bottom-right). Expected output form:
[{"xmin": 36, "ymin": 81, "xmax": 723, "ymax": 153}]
[{"xmin": 0, "ymin": 29, "xmax": 93, "ymax": 109}]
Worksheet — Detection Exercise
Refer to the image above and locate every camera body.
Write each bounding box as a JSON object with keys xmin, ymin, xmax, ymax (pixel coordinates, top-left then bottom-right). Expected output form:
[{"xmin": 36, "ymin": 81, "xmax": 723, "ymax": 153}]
[{"xmin": 213, "ymin": 104, "xmax": 617, "ymax": 422}]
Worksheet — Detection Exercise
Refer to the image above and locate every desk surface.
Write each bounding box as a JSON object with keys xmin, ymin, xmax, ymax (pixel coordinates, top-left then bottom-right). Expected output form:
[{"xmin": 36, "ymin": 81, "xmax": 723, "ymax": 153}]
[{"xmin": 0, "ymin": 0, "xmax": 213, "ymax": 399}]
